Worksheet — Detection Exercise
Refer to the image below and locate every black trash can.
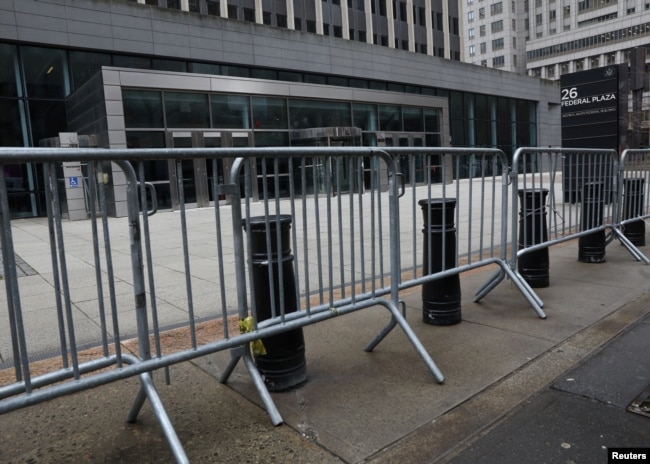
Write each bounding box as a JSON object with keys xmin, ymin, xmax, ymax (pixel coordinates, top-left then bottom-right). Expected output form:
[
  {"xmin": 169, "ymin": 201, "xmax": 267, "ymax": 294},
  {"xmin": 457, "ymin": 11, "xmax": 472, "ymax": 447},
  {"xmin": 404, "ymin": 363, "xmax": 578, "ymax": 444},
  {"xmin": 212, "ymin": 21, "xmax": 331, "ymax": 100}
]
[
  {"xmin": 578, "ymin": 182, "xmax": 606, "ymax": 263},
  {"xmin": 622, "ymin": 178, "xmax": 645, "ymax": 247},
  {"xmin": 245, "ymin": 215, "xmax": 307, "ymax": 391},
  {"xmin": 517, "ymin": 189, "xmax": 550, "ymax": 288},
  {"xmin": 418, "ymin": 198, "xmax": 461, "ymax": 326}
]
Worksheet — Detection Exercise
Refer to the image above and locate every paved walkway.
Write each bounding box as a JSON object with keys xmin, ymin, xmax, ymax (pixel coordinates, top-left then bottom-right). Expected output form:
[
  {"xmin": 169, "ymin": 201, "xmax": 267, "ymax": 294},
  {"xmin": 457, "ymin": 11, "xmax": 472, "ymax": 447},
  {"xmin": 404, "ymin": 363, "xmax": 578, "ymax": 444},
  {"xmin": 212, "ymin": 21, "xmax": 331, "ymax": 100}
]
[{"xmin": 0, "ymin": 211, "xmax": 648, "ymax": 462}]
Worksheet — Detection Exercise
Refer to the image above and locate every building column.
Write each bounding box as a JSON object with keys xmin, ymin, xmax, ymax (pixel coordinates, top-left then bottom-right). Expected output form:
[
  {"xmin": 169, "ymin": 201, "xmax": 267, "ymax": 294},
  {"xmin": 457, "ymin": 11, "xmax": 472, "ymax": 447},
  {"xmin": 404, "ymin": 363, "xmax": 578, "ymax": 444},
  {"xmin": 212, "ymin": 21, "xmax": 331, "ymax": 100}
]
[
  {"xmin": 255, "ymin": 0, "xmax": 263, "ymax": 23},
  {"xmin": 287, "ymin": 0, "xmax": 295, "ymax": 30},
  {"xmin": 386, "ymin": 0, "xmax": 395, "ymax": 48},
  {"xmin": 406, "ymin": 0, "xmax": 415, "ymax": 52},
  {"xmin": 341, "ymin": 0, "xmax": 350, "ymax": 39},
  {"xmin": 425, "ymin": 0, "xmax": 433, "ymax": 56},
  {"xmin": 315, "ymin": 0, "xmax": 324, "ymax": 34},
  {"xmin": 365, "ymin": 0, "xmax": 373, "ymax": 43},
  {"xmin": 442, "ymin": 0, "xmax": 450, "ymax": 59}
]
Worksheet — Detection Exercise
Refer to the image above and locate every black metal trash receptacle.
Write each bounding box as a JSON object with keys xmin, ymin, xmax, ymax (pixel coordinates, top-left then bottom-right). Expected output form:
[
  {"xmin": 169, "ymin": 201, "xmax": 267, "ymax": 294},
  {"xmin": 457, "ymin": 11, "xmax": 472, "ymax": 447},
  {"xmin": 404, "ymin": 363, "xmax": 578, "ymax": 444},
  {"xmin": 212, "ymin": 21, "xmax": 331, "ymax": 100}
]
[
  {"xmin": 517, "ymin": 189, "xmax": 550, "ymax": 288},
  {"xmin": 419, "ymin": 198, "xmax": 461, "ymax": 326},
  {"xmin": 622, "ymin": 178, "xmax": 646, "ymax": 247},
  {"xmin": 245, "ymin": 215, "xmax": 307, "ymax": 391},
  {"xmin": 578, "ymin": 182, "xmax": 606, "ymax": 263}
]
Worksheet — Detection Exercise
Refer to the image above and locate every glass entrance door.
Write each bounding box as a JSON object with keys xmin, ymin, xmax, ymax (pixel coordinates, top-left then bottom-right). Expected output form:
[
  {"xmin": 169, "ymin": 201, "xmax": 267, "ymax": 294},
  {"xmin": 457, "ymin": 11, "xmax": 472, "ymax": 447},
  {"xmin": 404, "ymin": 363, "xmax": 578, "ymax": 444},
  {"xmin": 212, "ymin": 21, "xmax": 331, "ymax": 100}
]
[
  {"xmin": 382, "ymin": 133, "xmax": 428, "ymax": 185},
  {"xmin": 167, "ymin": 131, "xmax": 209, "ymax": 209},
  {"xmin": 166, "ymin": 130, "xmax": 251, "ymax": 209}
]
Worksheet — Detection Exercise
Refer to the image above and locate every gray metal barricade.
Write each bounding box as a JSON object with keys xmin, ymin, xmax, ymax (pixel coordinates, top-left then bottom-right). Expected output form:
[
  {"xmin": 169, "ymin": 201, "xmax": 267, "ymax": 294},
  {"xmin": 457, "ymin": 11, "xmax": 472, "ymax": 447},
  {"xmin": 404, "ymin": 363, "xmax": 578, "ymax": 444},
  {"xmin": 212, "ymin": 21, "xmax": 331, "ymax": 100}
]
[
  {"xmin": 499, "ymin": 147, "xmax": 643, "ymax": 312},
  {"xmin": 0, "ymin": 146, "xmax": 444, "ymax": 463},
  {"xmin": 375, "ymin": 147, "xmax": 543, "ymax": 320},
  {"xmin": 617, "ymin": 149, "xmax": 650, "ymax": 264}
]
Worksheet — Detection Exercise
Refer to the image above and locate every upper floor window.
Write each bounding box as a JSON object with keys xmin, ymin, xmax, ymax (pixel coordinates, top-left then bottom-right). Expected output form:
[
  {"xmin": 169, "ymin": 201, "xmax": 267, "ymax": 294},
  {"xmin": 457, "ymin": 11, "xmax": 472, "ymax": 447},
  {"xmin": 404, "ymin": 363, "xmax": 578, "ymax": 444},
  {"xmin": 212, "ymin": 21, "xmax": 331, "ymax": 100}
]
[{"xmin": 490, "ymin": 2, "xmax": 503, "ymax": 15}]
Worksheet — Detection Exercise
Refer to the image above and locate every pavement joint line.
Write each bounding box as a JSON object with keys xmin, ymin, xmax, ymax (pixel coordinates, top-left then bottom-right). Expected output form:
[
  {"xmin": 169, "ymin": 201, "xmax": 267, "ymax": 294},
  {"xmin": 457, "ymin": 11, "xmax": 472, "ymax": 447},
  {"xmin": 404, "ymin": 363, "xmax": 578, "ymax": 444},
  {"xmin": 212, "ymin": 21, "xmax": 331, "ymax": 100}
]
[{"xmin": 364, "ymin": 289, "xmax": 650, "ymax": 464}]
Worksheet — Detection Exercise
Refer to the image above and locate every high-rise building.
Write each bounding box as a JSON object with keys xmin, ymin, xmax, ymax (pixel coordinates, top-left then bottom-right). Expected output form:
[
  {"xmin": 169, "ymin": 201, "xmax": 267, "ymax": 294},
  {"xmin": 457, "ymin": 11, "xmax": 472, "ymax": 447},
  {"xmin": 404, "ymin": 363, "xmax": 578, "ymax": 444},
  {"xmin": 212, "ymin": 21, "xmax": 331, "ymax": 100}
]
[
  {"xmin": 461, "ymin": 1, "xmax": 650, "ymax": 77},
  {"xmin": 460, "ymin": 0, "xmax": 527, "ymax": 73},
  {"xmin": 460, "ymin": 0, "xmax": 649, "ymax": 147},
  {"xmin": 0, "ymin": 0, "xmax": 559, "ymax": 218}
]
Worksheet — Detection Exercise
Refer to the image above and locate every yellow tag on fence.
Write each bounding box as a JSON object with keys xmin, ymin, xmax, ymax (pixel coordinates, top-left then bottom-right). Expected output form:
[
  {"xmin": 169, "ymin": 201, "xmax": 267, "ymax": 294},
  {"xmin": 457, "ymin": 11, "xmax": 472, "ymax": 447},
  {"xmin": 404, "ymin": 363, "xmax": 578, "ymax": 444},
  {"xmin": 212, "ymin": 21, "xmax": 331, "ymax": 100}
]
[{"xmin": 239, "ymin": 316, "xmax": 267, "ymax": 356}]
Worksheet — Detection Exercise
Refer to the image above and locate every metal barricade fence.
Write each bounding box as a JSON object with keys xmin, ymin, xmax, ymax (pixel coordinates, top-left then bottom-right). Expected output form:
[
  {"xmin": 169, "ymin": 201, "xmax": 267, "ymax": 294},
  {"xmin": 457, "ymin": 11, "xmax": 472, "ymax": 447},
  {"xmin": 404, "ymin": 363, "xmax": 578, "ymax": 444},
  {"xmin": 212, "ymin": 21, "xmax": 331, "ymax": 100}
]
[
  {"xmin": 0, "ymin": 146, "xmax": 445, "ymax": 463},
  {"xmin": 502, "ymin": 147, "xmax": 644, "ymax": 312},
  {"xmin": 617, "ymin": 149, "xmax": 650, "ymax": 264},
  {"xmin": 384, "ymin": 147, "xmax": 544, "ymax": 319}
]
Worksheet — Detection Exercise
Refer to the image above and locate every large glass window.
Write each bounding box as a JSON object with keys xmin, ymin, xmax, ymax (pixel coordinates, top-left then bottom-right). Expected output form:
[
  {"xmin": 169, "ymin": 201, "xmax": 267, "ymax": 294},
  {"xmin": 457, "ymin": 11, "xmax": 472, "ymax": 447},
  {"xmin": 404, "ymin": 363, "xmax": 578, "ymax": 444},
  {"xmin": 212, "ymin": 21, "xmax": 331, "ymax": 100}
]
[
  {"xmin": 424, "ymin": 108, "xmax": 440, "ymax": 133},
  {"xmin": 352, "ymin": 103, "xmax": 378, "ymax": 131},
  {"xmin": 164, "ymin": 91, "xmax": 210, "ymax": 128},
  {"xmin": 289, "ymin": 99, "xmax": 351, "ymax": 129},
  {"xmin": 0, "ymin": 99, "xmax": 25, "ymax": 146},
  {"xmin": 251, "ymin": 97, "xmax": 288, "ymax": 129},
  {"xmin": 211, "ymin": 94, "xmax": 251, "ymax": 128},
  {"xmin": 21, "ymin": 46, "xmax": 69, "ymax": 98},
  {"xmin": 378, "ymin": 105, "xmax": 401, "ymax": 131},
  {"xmin": 403, "ymin": 106, "xmax": 424, "ymax": 132},
  {"xmin": 123, "ymin": 90, "xmax": 164, "ymax": 128},
  {"xmin": 0, "ymin": 44, "xmax": 20, "ymax": 97},
  {"xmin": 69, "ymin": 50, "xmax": 111, "ymax": 91},
  {"xmin": 28, "ymin": 100, "xmax": 67, "ymax": 145}
]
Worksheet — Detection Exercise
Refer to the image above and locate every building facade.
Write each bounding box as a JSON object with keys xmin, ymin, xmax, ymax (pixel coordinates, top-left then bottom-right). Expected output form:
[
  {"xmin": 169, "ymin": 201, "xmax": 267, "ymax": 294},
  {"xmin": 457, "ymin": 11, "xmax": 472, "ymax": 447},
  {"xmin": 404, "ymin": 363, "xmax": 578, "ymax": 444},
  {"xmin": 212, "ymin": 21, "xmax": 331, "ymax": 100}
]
[
  {"xmin": 460, "ymin": 0, "xmax": 649, "ymax": 147},
  {"xmin": 0, "ymin": 0, "xmax": 559, "ymax": 218}
]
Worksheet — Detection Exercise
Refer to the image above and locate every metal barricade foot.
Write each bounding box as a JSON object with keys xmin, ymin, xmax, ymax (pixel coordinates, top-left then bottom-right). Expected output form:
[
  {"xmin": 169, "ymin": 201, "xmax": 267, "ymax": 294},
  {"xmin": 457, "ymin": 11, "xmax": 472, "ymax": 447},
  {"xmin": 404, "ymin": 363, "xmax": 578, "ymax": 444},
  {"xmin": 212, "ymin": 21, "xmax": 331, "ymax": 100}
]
[
  {"xmin": 612, "ymin": 227, "xmax": 650, "ymax": 264},
  {"xmin": 125, "ymin": 372, "xmax": 190, "ymax": 464},
  {"xmin": 242, "ymin": 353, "xmax": 283, "ymax": 426}
]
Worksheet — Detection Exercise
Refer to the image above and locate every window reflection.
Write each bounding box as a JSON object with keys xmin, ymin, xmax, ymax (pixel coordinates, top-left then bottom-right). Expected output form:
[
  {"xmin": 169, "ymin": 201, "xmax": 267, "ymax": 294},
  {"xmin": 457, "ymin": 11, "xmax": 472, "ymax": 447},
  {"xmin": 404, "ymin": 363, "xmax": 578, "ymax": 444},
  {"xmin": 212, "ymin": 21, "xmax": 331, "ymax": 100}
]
[
  {"xmin": 21, "ymin": 46, "xmax": 69, "ymax": 98},
  {"xmin": 28, "ymin": 100, "xmax": 67, "ymax": 145},
  {"xmin": 0, "ymin": 99, "xmax": 24, "ymax": 146},
  {"xmin": 0, "ymin": 44, "xmax": 19, "ymax": 97},
  {"xmin": 289, "ymin": 99, "xmax": 351, "ymax": 129},
  {"xmin": 123, "ymin": 90, "xmax": 164, "ymax": 128},
  {"xmin": 165, "ymin": 91, "xmax": 210, "ymax": 128},
  {"xmin": 251, "ymin": 97, "xmax": 288, "ymax": 129},
  {"xmin": 352, "ymin": 103, "xmax": 378, "ymax": 131},
  {"xmin": 211, "ymin": 94, "xmax": 251, "ymax": 128},
  {"xmin": 379, "ymin": 105, "xmax": 401, "ymax": 131},
  {"xmin": 69, "ymin": 50, "xmax": 111, "ymax": 91}
]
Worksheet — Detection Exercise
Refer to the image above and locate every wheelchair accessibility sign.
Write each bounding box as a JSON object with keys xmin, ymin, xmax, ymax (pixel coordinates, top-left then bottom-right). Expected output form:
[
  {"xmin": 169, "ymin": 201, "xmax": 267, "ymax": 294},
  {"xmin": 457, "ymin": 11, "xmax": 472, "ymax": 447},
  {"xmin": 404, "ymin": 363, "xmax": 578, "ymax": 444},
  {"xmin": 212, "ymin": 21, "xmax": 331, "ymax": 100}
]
[{"xmin": 69, "ymin": 176, "xmax": 79, "ymax": 188}]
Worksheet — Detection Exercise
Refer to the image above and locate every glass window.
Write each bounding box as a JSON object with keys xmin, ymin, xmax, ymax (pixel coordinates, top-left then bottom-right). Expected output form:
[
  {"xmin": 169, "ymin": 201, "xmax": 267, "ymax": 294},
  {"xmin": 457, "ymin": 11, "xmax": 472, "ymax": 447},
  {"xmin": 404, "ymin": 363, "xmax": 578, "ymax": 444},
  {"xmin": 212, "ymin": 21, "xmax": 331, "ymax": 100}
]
[
  {"xmin": 289, "ymin": 99, "xmax": 351, "ymax": 129},
  {"xmin": 378, "ymin": 105, "xmax": 401, "ymax": 131},
  {"xmin": 0, "ymin": 99, "xmax": 25, "ymax": 146},
  {"xmin": 69, "ymin": 50, "xmax": 111, "ymax": 91},
  {"xmin": 221, "ymin": 65, "xmax": 250, "ymax": 77},
  {"xmin": 21, "ymin": 46, "xmax": 69, "ymax": 98},
  {"xmin": 113, "ymin": 54, "xmax": 152, "ymax": 70},
  {"xmin": 189, "ymin": 62, "xmax": 221, "ymax": 74},
  {"xmin": 165, "ymin": 92, "xmax": 209, "ymax": 128},
  {"xmin": 126, "ymin": 131, "xmax": 166, "ymax": 149},
  {"xmin": 251, "ymin": 69, "xmax": 278, "ymax": 80},
  {"xmin": 255, "ymin": 132, "xmax": 289, "ymax": 147},
  {"xmin": 28, "ymin": 100, "xmax": 67, "ymax": 145},
  {"xmin": 152, "ymin": 58, "xmax": 187, "ymax": 72},
  {"xmin": 211, "ymin": 94, "xmax": 251, "ymax": 128},
  {"xmin": 402, "ymin": 106, "xmax": 423, "ymax": 132},
  {"xmin": 424, "ymin": 108, "xmax": 440, "ymax": 133},
  {"xmin": 352, "ymin": 103, "xmax": 378, "ymax": 131},
  {"xmin": 123, "ymin": 89, "xmax": 164, "ymax": 128},
  {"xmin": 0, "ymin": 44, "xmax": 20, "ymax": 97},
  {"xmin": 251, "ymin": 97, "xmax": 288, "ymax": 129}
]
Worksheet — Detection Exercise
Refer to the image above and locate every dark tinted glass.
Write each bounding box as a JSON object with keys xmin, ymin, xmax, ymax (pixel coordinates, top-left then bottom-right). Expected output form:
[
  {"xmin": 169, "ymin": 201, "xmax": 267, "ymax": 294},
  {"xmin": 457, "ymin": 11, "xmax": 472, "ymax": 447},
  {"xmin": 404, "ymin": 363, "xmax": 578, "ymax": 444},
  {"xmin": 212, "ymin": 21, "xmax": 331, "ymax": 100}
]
[
  {"xmin": 123, "ymin": 90, "xmax": 164, "ymax": 128},
  {"xmin": 28, "ymin": 100, "xmax": 67, "ymax": 145},
  {"xmin": 165, "ymin": 92, "xmax": 210, "ymax": 128},
  {"xmin": 0, "ymin": 99, "xmax": 24, "ymax": 146},
  {"xmin": 0, "ymin": 44, "xmax": 19, "ymax": 97},
  {"xmin": 69, "ymin": 50, "xmax": 111, "ymax": 91},
  {"xmin": 251, "ymin": 97, "xmax": 288, "ymax": 129},
  {"xmin": 21, "ymin": 46, "xmax": 68, "ymax": 98}
]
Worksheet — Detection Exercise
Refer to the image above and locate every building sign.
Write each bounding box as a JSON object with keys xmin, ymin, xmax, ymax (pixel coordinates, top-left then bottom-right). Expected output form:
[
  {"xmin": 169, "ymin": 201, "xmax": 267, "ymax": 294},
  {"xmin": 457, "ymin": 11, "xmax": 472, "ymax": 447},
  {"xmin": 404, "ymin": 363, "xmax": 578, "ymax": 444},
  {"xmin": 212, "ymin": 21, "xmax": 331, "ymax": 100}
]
[{"xmin": 561, "ymin": 66, "xmax": 620, "ymax": 150}]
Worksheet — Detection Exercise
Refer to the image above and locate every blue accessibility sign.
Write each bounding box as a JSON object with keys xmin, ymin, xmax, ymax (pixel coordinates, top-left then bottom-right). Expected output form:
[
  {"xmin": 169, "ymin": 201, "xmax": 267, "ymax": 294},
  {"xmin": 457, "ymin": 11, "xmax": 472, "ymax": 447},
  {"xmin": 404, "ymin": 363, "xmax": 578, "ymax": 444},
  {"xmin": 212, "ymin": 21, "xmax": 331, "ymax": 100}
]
[{"xmin": 69, "ymin": 176, "xmax": 79, "ymax": 187}]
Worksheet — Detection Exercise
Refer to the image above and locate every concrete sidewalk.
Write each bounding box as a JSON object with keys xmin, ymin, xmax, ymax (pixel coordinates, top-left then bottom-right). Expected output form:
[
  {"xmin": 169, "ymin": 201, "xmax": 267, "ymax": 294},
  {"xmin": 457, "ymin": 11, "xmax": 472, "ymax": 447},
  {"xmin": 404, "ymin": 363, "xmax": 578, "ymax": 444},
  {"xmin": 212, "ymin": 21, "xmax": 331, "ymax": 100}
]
[{"xmin": 0, "ymin": 225, "xmax": 649, "ymax": 463}]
